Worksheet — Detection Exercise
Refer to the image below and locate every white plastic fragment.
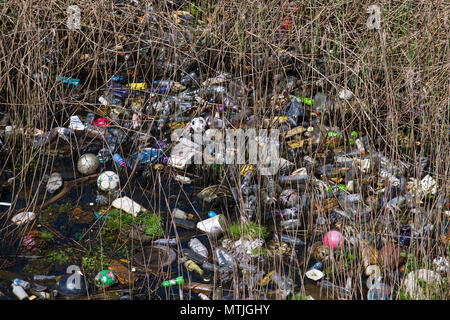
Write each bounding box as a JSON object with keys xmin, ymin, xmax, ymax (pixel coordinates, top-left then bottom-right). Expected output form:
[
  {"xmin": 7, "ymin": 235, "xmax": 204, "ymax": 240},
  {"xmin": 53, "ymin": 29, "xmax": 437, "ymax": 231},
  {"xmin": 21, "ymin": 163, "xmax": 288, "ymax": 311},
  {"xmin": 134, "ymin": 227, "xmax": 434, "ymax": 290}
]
[
  {"xmin": 433, "ymin": 257, "xmax": 449, "ymax": 273},
  {"xmin": 306, "ymin": 269, "xmax": 324, "ymax": 281},
  {"xmin": 69, "ymin": 115, "xmax": 85, "ymax": 131},
  {"xmin": 420, "ymin": 175, "xmax": 437, "ymax": 196},
  {"xmin": 379, "ymin": 169, "xmax": 400, "ymax": 186},
  {"xmin": 111, "ymin": 196, "xmax": 148, "ymax": 217},
  {"xmin": 338, "ymin": 89, "xmax": 353, "ymax": 100},
  {"xmin": 233, "ymin": 238, "xmax": 264, "ymax": 255},
  {"xmin": 98, "ymin": 96, "xmax": 108, "ymax": 105},
  {"xmin": 46, "ymin": 172, "xmax": 63, "ymax": 193},
  {"xmin": 355, "ymin": 158, "xmax": 371, "ymax": 173},
  {"xmin": 168, "ymin": 138, "xmax": 202, "ymax": 169},
  {"xmin": 202, "ymin": 72, "xmax": 231, "ymax": 87},
  {"xmin": 197, "ymin": 215, "xmax": 224, "ymax": 234},
  {"xmin": 403, "ymin": 269, "xmax": 442, "ymax": 300},
  {"xmin": 365, "ymin": 264, "xmax": 381, "ymax": 277},
  {"xmin": 11, "ymin": 211, "xmax": 36, "ymax": 225},
  {"xmin": 278, "ymin": 158, "xmax": 294, "ymax": 173},
  {"xmin": 290, "ymin": 167, "xmax": 308, "ymax": 176},
  {"xmin": 407, "ymin": 175, "xmax": 437, "ymax": 198},
  {"xmin": 174, "ymin": 175, "xmax": 192, "ymax": 184}
]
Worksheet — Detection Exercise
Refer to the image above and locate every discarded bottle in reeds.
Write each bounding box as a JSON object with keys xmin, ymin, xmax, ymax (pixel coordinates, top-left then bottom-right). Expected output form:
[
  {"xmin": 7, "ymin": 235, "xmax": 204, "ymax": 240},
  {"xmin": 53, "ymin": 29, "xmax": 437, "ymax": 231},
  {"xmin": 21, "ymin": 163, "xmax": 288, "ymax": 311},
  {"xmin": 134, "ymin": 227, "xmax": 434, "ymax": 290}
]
[{"xmin": 161, "ymin": 276, "xmax": 184, "ymax": 287}]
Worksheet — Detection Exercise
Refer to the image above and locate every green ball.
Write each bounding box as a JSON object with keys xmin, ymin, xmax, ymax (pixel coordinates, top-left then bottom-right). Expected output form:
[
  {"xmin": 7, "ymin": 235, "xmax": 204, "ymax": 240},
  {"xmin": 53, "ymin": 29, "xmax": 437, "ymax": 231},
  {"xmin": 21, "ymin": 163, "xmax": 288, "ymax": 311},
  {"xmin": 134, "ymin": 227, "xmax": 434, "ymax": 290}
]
[{"xmin": 95, "ymin": 270, "xmax": 117, "ymax": 288}]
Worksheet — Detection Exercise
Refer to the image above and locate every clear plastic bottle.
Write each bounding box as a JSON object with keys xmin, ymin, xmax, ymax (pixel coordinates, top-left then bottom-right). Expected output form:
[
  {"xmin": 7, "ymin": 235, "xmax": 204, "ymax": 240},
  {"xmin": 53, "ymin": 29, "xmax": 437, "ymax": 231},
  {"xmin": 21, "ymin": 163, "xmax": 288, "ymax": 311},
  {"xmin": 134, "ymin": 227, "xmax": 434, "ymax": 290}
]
[
  {"xmin": 215, "ymin": 247, "xmax": 233, "ymax": 268},
  {"xmin": 189, "ymin": 238, "xmax": 209, "ymax": 259}
]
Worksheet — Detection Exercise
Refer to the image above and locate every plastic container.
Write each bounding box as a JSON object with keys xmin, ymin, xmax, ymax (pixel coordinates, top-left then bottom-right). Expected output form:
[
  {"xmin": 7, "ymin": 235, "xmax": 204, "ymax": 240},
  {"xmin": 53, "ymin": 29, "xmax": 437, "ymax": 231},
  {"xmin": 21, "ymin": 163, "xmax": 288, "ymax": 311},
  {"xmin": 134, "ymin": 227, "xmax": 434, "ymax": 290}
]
[
  {"xmin": 189, "ymin": 238, "xmax": 209, "ymax": 259},
  {"xmin": 11, "ymin": 211, "xmax": 36, "ymax": 225},
  {"xmin": 11, "ymin": 284, "xmax": 29, "ymax": 300},
  {"xmin": 367, "ymin": 283, "xmax": 392, "ymax": 300},
  {"xmin": 13, "ymin": 278, "xmax": 30, "ymax": 290},
  {"xmin": 111, "ymin": 196, "xmax": 147, "ymax": 217},
  {"xmin": 305, "ymin": 269, "xmax": 324, "ymax": 281},
  {"xmin": 196, "ymin": 214, "xmax": 226, "ymax": 235},
  {"xmin": 173, "ymin": 208, "xmax": 188, "ymax": 220},
  {"xmin": 161, "ymin": 276, "xmax": 184, "ymax": 287}
]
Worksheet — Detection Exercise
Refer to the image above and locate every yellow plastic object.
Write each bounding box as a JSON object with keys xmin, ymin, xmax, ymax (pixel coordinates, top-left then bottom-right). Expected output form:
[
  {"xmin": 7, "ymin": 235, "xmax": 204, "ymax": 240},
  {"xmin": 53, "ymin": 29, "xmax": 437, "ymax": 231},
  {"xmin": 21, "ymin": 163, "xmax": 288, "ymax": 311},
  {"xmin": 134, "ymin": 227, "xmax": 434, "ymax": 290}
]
[
  {"xmin": 168, "ymin": 121, "xmax": 187, "ymax": 130},
  {"xmin": 126, "ymin": 83, "xmax": 148, "ymax": 90},
  {"xmin": 259, "ymin": 271, "xmax": 275, "ymax": 286},
  {"xmin": 240, "ymin": 164, "xmax": 254, "ymax": 176},
  {"xmin": 184, "ymin": 260, "xmax": 204, "ymax": 276}
]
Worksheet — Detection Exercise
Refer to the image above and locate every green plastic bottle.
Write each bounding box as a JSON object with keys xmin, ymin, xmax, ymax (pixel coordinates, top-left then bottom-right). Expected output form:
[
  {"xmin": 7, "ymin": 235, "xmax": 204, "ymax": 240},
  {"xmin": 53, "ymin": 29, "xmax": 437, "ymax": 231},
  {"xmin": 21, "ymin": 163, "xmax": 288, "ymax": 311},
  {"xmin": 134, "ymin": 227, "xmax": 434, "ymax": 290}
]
[{"xmin": 161, "ymin": 276, "xmax": 184, "ymax": 287}]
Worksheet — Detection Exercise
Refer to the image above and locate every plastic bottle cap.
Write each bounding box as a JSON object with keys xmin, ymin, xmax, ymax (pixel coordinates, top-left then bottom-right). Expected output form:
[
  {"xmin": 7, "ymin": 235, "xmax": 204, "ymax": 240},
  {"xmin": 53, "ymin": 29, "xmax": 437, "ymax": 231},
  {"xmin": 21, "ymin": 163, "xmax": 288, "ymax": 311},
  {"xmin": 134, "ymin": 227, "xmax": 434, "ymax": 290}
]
[{"xmin": 208, "ymin": 211, "xmax": 217, "ymax": 218}]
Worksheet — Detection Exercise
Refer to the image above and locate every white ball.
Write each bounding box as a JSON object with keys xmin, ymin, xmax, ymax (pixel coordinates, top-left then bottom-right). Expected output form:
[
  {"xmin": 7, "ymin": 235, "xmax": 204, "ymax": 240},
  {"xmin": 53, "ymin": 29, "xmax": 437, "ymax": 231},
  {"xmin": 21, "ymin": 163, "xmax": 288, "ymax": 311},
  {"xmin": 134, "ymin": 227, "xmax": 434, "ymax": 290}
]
[
  {"xmin": 190, "ymin": 117, "xmax": 206, "ymax": 133},
  {"xmin": 97, "ymin": 171, "xmax": 120, "ymax": 192},
  {"xmin": 77, "ymin": 153, "xmax": 100, "ymax": 175}
]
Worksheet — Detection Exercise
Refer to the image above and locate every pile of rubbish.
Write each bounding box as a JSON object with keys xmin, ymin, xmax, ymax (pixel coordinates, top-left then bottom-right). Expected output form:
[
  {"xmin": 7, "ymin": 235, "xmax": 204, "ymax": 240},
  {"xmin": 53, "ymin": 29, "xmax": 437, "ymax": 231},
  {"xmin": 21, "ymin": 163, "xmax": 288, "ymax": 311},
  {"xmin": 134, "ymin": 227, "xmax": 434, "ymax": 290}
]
[{"xmin": 0, "ymin": 2, "xmax": 448, "ymax": 301}]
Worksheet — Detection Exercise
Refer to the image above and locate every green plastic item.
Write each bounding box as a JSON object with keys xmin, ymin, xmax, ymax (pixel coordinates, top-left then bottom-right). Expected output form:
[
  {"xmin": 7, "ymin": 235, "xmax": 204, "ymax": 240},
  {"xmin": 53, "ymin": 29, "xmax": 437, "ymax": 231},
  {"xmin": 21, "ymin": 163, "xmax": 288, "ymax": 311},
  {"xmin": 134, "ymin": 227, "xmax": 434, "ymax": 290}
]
[
  {"xmin": 295, "ymin": 96, "xmax": 314, "ymax": 106},
  {"xmin": 161, "ymin": 276, "xmax": 184, "ymax": 287},
  {"xmin": 327, "ymin": 131, "xmax": 339, "ymax": 137},
  {"xmin": 349, "ymin": 131, "xmax": 358, "ymax": 145},
  {"xmin": 94, "ymin": 270, "xmax": 117, "ymax": 289}
]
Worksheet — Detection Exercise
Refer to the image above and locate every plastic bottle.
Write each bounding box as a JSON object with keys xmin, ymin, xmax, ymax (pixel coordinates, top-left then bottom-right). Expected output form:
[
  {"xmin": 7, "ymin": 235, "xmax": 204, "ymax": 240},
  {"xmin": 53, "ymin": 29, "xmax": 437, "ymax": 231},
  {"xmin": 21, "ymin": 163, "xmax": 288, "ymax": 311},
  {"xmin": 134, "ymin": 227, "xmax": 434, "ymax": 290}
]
[
  {"xmin": 180, "ymin": 71, "xmax": 199, "ymax": 87},
  {"xmin": 129, "ymin": 148, "xmax": 164, "ymax": 168},
  {"xmin": 214, "ymin": 286, "xmax": 223, "ymax": 300},
  {"xmin": 270, "ymin": 272, "xmax": 294, "ymax": 295},
  {"xmin": 113, "ymin": 153, "xmax": 126, "ymax": 167},
  {"xmin": 175, "ymin": 218, "xmax": 196, "ymax": 230},
  {"xmin": 278, "ymin": 233, "xmax": 305, "ymax": 247},
  {"xmin": 172, "ymin": 208, "xmax": 188, "ymax": 220},
  {"xmin": 158, "ymin": 100, "xmax": 171, "ymax": 130},
  {"xmin": 13, "ymin": 278, "xmax": 30, "ymax": 290},
  {"xmin": 182, "ymin": 248, "xmax": 207, "ymax": 264},
  {"xmin": 152, "ymin": 238, "xmax": 178, "ymax": 246},
  {"xmin": 385, "ymin": 195, "xmax": 406, "ymax": 209},
  {"xmin": 198, "ymin": 293, "xmax": 210, "ymax": 300},
  {"xmin": 11, "ymin": 284, "xmax": 29, "ymax": 300},
  {"xmin": 189, "ymin": 238, "xmax": 208, "ymax": 259},
  {"xmin": 184, "ymin": 260, "xmax": 204, "ymax": 276},
  {"xmin": 285, "ymin": 101, "xmax": 310, "ymax": 125},
  {"xmin": 84, "ymin": 113, "xmax": 95, "ymax": 127},
  {"xmin": 280, "ymin": 173, "xmax": 310, "ymax": 184},
  {"xmin": 33, "ymin": 275, "xmax": 56, "ymax": 281},
  {"xmin": 240, "ymin": 171, "xmax": 253, "ymax": 191},
  {"xmin": 161, "ymin": 276, "xmax": 184, "ymax": 287},
  {"xmin": 280, "ymin": 219, "xmax": 302, "ymax": 230},
  {"xmin": 317, "ymin": 280, "xmax": 351, "ymax": 298},
  {"xmin": 106, "ymin": 80, "xmax": 131, "ymax": 99},
  {"xmin": 215, "ymin": 247, "xmax": 233, "ymax": 268},
  {"xmin": 201, "ymin": 262, "xmax": 216, "ymax": 272},
  {"xmin": 99, "ymin": 93, "xmax": 124, "ymax": 108}
]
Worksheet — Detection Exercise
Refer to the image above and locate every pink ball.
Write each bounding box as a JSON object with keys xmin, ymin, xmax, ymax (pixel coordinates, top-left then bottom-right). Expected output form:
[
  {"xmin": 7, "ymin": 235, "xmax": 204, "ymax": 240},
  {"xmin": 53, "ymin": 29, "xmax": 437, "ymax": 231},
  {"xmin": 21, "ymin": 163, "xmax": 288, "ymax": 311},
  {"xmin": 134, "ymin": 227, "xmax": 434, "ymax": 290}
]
[{"xmin": 323, "ymin": 230, "xmax": 344, "ymax": 249}]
